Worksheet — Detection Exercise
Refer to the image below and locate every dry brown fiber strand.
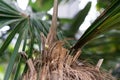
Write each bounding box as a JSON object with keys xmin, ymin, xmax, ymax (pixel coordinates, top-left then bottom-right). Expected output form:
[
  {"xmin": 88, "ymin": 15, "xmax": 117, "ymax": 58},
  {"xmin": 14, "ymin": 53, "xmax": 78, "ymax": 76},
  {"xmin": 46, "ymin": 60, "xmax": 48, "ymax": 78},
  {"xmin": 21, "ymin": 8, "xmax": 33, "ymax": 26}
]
[
  {"xmin": 22, "ymin": 41, "xmax": 116, "ymax": 80},
  {"xmin": 22, "ymin": 56, "xmax": 116, "ymax": 80}
]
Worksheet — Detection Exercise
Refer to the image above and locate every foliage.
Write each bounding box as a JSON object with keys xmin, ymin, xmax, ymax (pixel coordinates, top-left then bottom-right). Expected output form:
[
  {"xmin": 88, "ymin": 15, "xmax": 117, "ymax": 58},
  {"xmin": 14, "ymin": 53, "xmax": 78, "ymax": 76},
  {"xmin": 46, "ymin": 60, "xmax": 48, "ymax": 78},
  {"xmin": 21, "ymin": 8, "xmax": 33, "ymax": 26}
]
[
  {"xmin": 71, "ymin": 0, "xmax": 120, "ymax": 51},
  {"xmin": 96, "ymin": 0, "xmax": 114, "ymax": 9}
]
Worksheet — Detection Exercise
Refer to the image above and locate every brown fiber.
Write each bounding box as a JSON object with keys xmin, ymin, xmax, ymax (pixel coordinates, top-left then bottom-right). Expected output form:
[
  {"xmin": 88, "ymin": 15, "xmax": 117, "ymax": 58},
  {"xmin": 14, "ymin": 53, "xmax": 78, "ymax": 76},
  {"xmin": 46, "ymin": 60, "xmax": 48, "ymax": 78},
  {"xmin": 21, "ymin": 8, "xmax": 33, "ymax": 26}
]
[{"xmin": 22, "ymin": 41, "xmax": 115, "ymax": 80}]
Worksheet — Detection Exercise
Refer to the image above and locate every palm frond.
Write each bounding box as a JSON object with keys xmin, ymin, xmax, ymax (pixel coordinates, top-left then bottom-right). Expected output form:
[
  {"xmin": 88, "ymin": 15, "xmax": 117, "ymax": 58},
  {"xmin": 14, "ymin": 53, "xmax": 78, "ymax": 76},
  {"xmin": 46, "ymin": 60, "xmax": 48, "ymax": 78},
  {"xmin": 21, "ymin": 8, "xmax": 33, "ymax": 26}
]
[
  {"xmin": 64, "ymin": 2, "xmax": 91, "ymax": 37},
  {"xmin": 4, "ymin": 29, "xmax": 24, "ymax": 80},
  {"xmin": 72, "ymin": 0, "xmax": 120, "ymax": 51},
  {"xmin": 0, "ymin": 0, "xmax": 50, "ymax": 79}
]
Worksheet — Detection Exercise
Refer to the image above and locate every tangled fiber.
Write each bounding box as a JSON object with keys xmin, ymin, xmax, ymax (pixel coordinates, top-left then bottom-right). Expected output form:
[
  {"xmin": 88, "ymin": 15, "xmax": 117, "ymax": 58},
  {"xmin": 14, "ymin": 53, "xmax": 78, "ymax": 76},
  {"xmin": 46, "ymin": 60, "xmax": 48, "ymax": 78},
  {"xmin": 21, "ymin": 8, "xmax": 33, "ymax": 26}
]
[{"xmin": 22, "ymin": 41, "xmax": 115, "ymax": 80}]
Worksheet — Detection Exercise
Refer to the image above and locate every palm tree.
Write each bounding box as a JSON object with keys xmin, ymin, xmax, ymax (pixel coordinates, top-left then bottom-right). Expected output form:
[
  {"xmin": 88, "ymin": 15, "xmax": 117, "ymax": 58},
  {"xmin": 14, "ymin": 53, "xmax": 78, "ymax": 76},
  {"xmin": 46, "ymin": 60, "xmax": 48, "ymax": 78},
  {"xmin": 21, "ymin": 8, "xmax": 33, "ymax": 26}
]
[{"xmin": 0, "ymin": 0, "xmax": 120, "ymax": 80}]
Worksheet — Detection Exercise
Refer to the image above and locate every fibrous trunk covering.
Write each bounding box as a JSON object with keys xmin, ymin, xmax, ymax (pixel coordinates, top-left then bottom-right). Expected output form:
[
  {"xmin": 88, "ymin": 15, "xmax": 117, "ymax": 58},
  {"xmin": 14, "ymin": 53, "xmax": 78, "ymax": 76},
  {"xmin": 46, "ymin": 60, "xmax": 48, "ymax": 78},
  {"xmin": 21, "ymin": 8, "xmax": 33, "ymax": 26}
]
[
  {"xmin": 22, "ymin": 41, "xmax": 115, "ymax": 80},
  {"xmin": 22, "ymin": 0, "xmax": 115, "ymax": 80}
]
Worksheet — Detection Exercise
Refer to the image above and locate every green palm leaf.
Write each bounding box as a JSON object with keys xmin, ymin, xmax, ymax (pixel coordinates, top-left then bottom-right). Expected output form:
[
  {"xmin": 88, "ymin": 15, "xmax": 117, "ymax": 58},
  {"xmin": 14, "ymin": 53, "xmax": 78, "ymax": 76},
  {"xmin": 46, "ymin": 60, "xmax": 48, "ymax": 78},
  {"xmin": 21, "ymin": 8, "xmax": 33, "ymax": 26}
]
[
  {"xmin": 64, "ymin": 2, "xmax": 91, "ymax": 37},
  {"xmin": 72, "ymin": 0, "xmax": 120, "ymax": 51},
  {"xmin": 0, "ymin": 19, "xmax": 25, "ymax": 56},
  {"xmin": 4, "ymin": 27, "xmax": 25, "ymax": 80},
  {"xmin": 0, "ymin": 0, "xmax": 50, "ymax": 79}
]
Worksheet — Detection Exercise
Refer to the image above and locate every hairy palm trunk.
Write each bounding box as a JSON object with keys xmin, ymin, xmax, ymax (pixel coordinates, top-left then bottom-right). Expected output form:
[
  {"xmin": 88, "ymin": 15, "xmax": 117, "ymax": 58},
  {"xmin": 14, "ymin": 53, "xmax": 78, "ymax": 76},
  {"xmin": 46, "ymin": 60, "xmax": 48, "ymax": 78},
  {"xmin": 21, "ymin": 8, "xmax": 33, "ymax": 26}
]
[{"xmin": 22, "ymin": 0, "xmax": 115, "ymax": 80}]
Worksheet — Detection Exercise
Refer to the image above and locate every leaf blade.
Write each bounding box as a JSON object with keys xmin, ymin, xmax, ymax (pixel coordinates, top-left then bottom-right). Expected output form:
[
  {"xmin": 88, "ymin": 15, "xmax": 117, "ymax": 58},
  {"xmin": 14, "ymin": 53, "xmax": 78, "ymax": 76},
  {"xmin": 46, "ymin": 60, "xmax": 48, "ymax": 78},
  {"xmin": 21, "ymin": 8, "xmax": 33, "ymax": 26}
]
[
  {"xmin": 4, "ymin": 30, "xmax": 24, "ymax": 80},
  {"xmin": 72, "ymin": 0, "xmax": 120, "ymax": 51}
]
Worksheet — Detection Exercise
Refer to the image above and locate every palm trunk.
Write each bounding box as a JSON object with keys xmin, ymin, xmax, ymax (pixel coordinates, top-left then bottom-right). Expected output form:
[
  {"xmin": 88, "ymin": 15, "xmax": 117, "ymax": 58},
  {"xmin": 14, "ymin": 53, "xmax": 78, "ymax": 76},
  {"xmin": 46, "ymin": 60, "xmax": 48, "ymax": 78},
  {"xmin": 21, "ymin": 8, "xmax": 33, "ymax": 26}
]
[{"xmin": 21, "ymin": 0, "xmax": 115, "ymax": 80}]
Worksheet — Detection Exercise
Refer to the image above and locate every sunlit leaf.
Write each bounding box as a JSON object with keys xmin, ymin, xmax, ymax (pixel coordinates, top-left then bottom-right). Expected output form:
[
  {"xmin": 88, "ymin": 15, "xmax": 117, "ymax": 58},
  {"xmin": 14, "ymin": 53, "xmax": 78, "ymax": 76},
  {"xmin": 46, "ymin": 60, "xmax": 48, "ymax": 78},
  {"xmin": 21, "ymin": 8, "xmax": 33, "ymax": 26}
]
[{"xmin": 29, "ymin": 0, "xmax": 54, "ymax": 11}]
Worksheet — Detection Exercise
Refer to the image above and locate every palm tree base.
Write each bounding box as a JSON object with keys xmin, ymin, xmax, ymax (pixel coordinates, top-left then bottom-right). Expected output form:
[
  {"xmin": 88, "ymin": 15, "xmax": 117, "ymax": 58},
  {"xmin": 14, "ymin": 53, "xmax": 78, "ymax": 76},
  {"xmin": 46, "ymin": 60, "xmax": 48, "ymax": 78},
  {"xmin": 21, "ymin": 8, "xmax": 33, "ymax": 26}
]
[{"xmin": 21, "ymin": 41, "xmax": 115, "ymax": 80}]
